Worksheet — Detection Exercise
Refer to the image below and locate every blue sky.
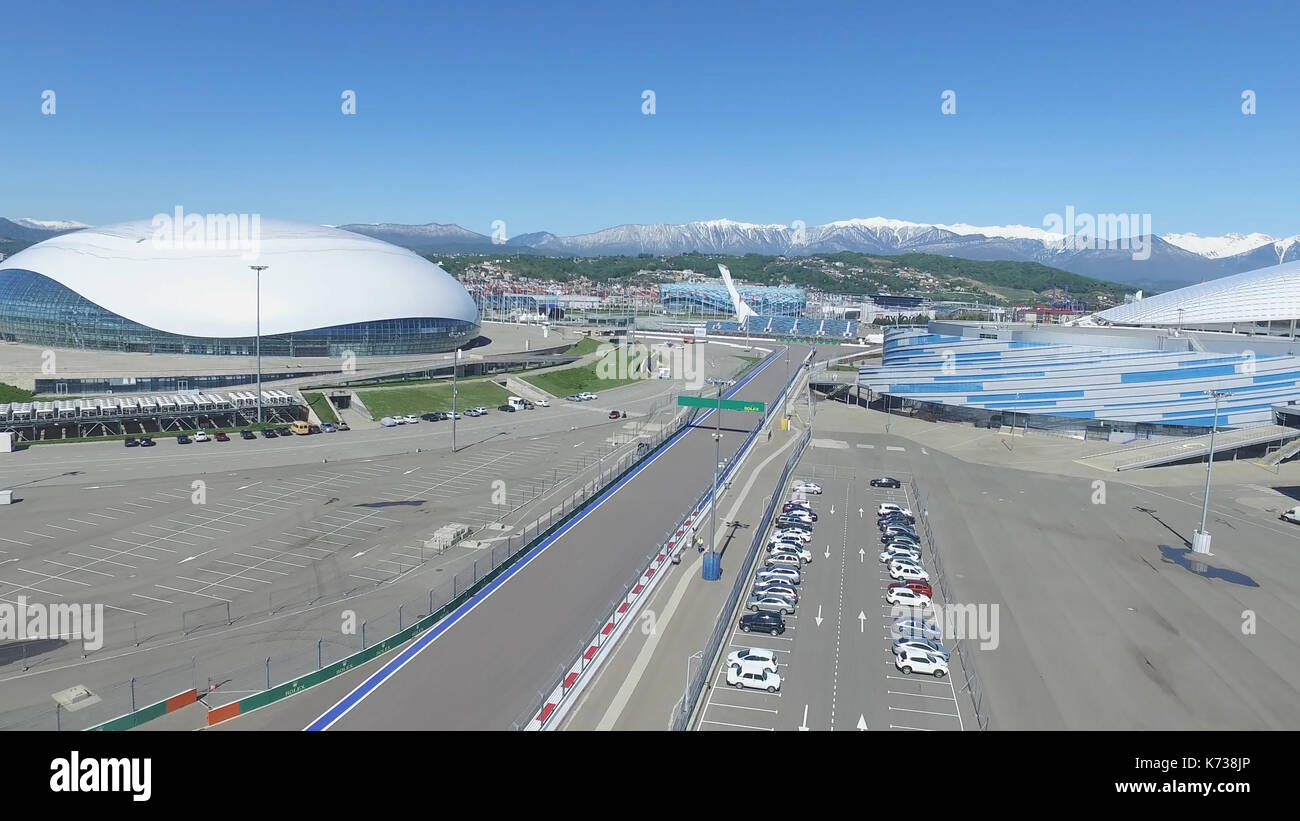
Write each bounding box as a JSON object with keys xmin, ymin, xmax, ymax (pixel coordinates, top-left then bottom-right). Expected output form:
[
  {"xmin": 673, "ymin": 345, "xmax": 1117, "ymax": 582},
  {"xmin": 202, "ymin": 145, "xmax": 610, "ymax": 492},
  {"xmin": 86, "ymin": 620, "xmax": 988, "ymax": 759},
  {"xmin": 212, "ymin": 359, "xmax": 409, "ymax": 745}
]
[{"xmin": 2, "ymin": 0, "xmax": 1297, "ymax": 237}]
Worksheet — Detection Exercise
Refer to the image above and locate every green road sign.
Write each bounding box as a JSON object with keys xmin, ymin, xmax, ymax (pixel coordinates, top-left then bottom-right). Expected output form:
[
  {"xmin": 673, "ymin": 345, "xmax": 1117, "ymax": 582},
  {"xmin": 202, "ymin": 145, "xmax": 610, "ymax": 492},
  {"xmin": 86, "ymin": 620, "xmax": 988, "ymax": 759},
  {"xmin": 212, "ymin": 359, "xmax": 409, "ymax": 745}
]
[{"xmin": 677, "ymin": 395, "xmax": 766, "ymax": 413}]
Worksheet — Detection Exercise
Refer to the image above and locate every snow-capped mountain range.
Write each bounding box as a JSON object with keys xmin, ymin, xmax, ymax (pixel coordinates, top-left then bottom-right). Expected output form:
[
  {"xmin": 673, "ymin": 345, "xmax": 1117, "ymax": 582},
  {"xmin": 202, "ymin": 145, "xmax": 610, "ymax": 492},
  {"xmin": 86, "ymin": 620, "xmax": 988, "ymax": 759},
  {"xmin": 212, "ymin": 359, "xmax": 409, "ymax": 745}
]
[
  {"xmin": 4, "ymin": 216, "xmax": 1296, "ymax": 288},
  {"xmin": 331, "ymin": 217, "xmax": 1300, "ymax": 288}
]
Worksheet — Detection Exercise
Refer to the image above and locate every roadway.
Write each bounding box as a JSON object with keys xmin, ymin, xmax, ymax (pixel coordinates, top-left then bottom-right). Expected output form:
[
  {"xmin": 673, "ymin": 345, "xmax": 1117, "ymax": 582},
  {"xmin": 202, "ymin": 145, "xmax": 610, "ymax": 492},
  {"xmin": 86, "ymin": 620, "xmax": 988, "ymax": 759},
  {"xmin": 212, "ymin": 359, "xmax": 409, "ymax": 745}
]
[{"xmin": 270, "ymin": 344, "xmax": 812, "ymax": 730}]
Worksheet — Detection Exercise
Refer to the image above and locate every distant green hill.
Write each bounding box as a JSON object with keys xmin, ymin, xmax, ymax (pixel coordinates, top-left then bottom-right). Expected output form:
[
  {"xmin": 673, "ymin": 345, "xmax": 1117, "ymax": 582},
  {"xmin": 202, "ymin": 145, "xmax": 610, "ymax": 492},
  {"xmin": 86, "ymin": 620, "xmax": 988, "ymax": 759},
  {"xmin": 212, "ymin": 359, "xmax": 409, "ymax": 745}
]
[{"xmin": 435, "ymin": 250, "xmax": 1135, "ymax": 309}]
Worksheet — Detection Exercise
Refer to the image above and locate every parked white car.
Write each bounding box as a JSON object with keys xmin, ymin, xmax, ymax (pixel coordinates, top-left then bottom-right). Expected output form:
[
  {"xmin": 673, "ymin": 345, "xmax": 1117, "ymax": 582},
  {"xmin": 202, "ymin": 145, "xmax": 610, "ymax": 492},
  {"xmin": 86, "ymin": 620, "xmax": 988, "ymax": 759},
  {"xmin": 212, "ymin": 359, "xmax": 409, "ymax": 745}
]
[
  {"xmin": 792, "ymin": 481, "xmax": 822, "ymax": 495},
  {"xmin": 886, "ymin": 586, "xmax": 932, "ymax": 608},
  {"xmin": 727, "ymin": 648, "xmax": 778, "ymax": 673},
  {"xmin": 579, "ymin": 392, "xmax": 598, "ymax": 401},
  {"xmin": 890, "ymin": 564, "xmax": 930, "ymax": 582},
  {"xmin": 193, "ymin": 430, "xmax": 210, "ymax": 442},
  {"xmin": 379, "ymin": 417, "xmax": 398, "ymax": 427},
  {"xmin": 727, "ymin": 665, "xmax": 782, "ymax": 692},
  {"xmin": 771, "ymin": 529, "xmax": 812, "ymax": 544},
  {"xmin": 877, "ymin": 503, "xmax": 914, "ymax": 518},
  {"xmin": 768, "ymin": 544, "xmax": 813, "ymax": 564},
  {"xmin": 534, "ymin": 399, "xmax": 550, "ymax": 407},
  {"xmin": 405, "ymin": 414, "xmax": 420, "ymax": 424},
  {"xmin": 764, "ymin": 553, "xmax": 803, "ymax": 569},
  {"xmin": 756, "ymin": 566, "xmax": 802, "ymax": 586},
  {"xmin": 880, "ymin": 547, "xmax": 922, "ymax": 563},
  {"xmin": 895, "ymin": 649, "xmax": 949, "ymax": 678}
]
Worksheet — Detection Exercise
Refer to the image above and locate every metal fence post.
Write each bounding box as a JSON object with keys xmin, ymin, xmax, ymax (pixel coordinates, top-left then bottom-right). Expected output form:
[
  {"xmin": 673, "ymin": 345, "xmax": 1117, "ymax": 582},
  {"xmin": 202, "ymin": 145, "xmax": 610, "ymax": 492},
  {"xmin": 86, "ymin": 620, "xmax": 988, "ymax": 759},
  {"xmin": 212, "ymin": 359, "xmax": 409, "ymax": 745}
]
[
  {"xmin": 399, "ymin": 604, "xmax": 404, "ymax": 630},
  {"xmin": 361, "ymin": 621, "xmax": 367, "ymax": 650},
  {"xmin": 130, "ymin": 677, "xmax": 136, "ymax": 713},
  {"xmin": 317, "ymin": 638, "xmax": 323, "ymax": 669},
  {"xmin": 428, "ymin": 588, "xmax": 434, "ymax": 616},
  {"xmin": 265, "ymin": 657, "xmax": 271, "ymax": 690}
]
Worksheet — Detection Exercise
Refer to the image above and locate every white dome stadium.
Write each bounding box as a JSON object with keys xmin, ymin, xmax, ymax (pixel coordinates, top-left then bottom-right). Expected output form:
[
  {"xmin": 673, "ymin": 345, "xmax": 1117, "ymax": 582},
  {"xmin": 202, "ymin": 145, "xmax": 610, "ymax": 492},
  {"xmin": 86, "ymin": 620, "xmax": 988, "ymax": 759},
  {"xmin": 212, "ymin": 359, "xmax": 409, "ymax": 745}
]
[
  {"xmin": 0, "ymin": 217, "xmax": 480, "ymax": 357},
  {"xmin": 1095, "ymin": 261, "xmax": 1300, "ymax": 327}
]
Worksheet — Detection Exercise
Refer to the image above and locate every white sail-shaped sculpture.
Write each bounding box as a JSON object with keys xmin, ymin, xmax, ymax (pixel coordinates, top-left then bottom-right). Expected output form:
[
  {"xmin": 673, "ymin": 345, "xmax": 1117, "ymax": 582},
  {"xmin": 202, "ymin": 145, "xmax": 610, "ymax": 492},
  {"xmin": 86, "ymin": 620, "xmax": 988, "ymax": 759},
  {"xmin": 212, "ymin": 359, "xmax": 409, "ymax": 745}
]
[{"xmin": 717, "ymin": 264, "xmax": 758, "ymax": 321}]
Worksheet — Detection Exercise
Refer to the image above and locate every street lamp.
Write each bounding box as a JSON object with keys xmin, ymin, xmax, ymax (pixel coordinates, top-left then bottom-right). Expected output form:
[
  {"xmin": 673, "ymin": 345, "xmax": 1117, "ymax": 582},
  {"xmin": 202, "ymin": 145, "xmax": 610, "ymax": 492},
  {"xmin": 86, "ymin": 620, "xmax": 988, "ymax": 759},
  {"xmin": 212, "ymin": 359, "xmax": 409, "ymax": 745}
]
[
  {"xmin": 249, "ymin": 265, "xmax": 269, "ymax": 423},
  {"xmin": 1193, "ymin": 389, "xmax": 1230, "ymax": 555}
]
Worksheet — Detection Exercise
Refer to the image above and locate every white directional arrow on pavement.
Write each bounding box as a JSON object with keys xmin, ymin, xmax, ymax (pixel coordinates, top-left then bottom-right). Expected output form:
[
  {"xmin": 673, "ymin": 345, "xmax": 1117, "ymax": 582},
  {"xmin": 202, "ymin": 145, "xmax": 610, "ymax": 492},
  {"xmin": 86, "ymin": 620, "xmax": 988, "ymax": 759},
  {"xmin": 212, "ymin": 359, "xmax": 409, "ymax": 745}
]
[
  {"xmin": 824, "ymin": 544, "xmax": 831, "ymax": 559},
  {"xmin": 815, "ymin": 605, "xmax": 824, "ymax": 627},
  {"xmin": 830, "ymin": 505, "xmax": 835, "ymax": 515},
  {"xmin": 858, "ymin": 547, "xmax": 865, "ymax": 563},
  {"xmin": 352, "ymin": 551, "xmax": 367, "ymax": 558},
  {"xmin": 858, "ymin": 611, "xmax": 866, "ymax": 633},
  {"xmin": 859, "ymin": 507, "xmax": 864, "ymax": 518},
  {"xmin": 857, "ymin": 715, "xmax": 868, "ymax": 730},
  {"xmin": 798, "ymin": 704, "xmax": 810, "ymax": 731}
]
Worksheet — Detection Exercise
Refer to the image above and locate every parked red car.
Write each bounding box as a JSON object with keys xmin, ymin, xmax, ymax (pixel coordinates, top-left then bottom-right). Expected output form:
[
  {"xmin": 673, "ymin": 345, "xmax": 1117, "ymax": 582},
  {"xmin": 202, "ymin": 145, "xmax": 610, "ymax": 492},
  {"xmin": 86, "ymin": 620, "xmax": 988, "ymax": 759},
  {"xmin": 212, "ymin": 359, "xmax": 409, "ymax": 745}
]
[{"xmin": 888, "ymin": 580, "xmax": 933, "ymax": 598}]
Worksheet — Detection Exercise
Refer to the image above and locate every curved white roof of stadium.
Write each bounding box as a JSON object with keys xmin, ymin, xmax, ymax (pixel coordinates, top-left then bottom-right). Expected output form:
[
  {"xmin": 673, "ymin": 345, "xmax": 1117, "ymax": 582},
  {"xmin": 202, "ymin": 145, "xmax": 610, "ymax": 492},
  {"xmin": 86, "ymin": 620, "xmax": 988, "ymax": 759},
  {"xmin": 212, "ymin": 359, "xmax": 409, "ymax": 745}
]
[
  {"xmin": 1095, "ymin": 260, "xmax": 1300, "ymax": 326},
  {"xmin": 0, "ymin": 218, "xmax": 479, "ymax": 337}
]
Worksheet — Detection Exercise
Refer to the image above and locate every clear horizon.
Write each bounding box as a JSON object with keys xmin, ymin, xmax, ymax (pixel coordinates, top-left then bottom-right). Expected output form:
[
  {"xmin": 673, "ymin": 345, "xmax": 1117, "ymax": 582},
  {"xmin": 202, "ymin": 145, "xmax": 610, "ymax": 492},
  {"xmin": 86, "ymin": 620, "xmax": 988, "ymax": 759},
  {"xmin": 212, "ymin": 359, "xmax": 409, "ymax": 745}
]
[{"xmin": 3, "ymin": 0, "xmax": 1297, "ymax": 238}]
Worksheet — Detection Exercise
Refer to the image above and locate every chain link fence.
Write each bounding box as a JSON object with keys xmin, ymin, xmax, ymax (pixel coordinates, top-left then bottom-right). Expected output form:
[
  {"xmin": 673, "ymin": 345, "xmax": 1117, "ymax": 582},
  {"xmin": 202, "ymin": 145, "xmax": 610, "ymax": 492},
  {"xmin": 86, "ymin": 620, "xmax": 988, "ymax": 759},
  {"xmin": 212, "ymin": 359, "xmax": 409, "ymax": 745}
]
[
  {"xmin": 0, "ymin": 400, "xmax": 696, "ymax": 731},
  {"xmin": 911, "ymin": 480, "xmax": 990, "ymax": 730}
]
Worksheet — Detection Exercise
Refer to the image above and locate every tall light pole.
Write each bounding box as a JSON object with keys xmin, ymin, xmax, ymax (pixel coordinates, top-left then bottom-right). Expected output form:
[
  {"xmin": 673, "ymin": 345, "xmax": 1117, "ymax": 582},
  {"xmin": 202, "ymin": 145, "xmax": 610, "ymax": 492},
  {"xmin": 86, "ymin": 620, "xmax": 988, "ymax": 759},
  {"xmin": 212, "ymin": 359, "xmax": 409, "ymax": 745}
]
[
  {"xmin": 451, "ymin": 348, "xmax": 461, "ymax": 452},
  {"xmin": 1193, "ymin": 389, "xmax": 1229, "ymax": 555},
  {"xmin": 711, "ymin": 385, "xmax": 722, "ymax": 562},
  {"xmin": 249, "ymin": 265, "xmax": 269, "ymax": 423}
]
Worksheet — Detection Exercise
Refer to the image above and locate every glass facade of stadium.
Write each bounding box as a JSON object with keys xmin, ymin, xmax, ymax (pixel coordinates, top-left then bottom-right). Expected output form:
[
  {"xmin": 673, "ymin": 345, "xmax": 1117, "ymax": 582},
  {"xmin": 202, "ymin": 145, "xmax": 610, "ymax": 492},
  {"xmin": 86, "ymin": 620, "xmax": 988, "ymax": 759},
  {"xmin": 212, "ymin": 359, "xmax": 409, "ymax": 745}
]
[
  {"xmin": 0, "ymin": 269, "xmax": 479, "ymax": 357},
  {"xmin": 658, "ymin": 283, "xmax": 806, "ymax": 316}
]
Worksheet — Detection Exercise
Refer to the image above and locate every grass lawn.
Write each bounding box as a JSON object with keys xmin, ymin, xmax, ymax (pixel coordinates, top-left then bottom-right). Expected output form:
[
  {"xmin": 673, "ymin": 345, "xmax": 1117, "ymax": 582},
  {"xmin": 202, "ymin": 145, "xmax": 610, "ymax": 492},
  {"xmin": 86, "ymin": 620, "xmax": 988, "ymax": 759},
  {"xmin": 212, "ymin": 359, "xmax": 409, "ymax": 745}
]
[
  {"xmin": 567, "ymin": 336, "xmax": 603, "ymax": 356},
  {"xmin": 522, "ymin": 346, "xmax": 645, "ymax": 397},
  {"xmin": 358, "ymin": 379, "xmax": 510, "ymax": 418},
  {"xmin": 303, "ymin": 391, "xmax": 338, "ymax": 424},
  {"xmin": 0, "ymin": 382, "xmax": 35, "ymax": 404}
]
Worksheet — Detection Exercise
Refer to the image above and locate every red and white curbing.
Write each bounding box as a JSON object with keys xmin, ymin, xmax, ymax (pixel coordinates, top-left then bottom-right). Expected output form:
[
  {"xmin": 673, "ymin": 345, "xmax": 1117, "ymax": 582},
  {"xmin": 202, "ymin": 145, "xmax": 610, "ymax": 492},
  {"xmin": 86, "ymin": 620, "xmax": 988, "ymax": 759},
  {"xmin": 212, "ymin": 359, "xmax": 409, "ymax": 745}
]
[{"xmin": 527, "ymin": 503, "xmax": 708, "ymax": 729}]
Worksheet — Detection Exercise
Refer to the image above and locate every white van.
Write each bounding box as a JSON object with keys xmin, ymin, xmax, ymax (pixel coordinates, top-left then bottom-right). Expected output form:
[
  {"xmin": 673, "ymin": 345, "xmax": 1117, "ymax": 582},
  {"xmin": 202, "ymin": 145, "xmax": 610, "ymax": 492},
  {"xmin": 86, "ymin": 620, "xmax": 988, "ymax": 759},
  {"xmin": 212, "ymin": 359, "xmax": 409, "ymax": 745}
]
[
  {"xmin": 1281, "ymin": 506, "xmax": 1300, "ymax": 525},
  {"xmin": 507, "ymin": 396, "xmax": 527, "ymax": 410}
]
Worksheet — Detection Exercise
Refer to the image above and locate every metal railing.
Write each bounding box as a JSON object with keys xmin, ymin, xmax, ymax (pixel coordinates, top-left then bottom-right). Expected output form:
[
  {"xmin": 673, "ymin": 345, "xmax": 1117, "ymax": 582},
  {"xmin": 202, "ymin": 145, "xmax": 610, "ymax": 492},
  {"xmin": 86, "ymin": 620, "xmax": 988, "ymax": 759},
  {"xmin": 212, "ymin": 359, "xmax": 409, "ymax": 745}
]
[{"xmin": 911, "ymin": 480, "xmax": 990, "ymax": 730}]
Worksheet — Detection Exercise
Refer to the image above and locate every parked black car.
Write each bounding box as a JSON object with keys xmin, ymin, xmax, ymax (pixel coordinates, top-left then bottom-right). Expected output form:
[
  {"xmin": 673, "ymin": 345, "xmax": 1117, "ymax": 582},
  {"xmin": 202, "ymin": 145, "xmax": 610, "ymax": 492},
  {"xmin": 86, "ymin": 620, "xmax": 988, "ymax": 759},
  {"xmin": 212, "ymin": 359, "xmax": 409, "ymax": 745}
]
[
  {"xmin": 498, "ymin": 404, "xmax": 517, "ymax": 413},
  {"xmin": 870, "ymin": 477, "xmax": 902, "ymax": 488},
  {"xmin": 275, "ymin": 427, "xmax": 291, "ymax": 436},
  {"xmin": 139, "ymin": 436, "xmax": 155, "ymax": 447},
  {"xmin": 878, "ymin": 514, "xmax": 916, "ymax": 528},
  {"xmin": 261, "ymin": 428, "xmax": 278, "ymax": 438},
  {"xmin": 123, "ymin": 436, "xmax": 139, "ymax": 447},
  {"xmin": 775, "ymin": 518, "xmax": 813, "ymax": 531},
  {"xmin": 739, "ymin": 611, "xmax": 786, "ymax": 636},
  {"xmin": 240, "ymin": 429, "xmax": 256, "ymax": 440},
  {"xmin": 176, "ymin": 434, "xmax": 192, "ymax": 445},
  {"xmin": 308, "ymin": 425, "xmax": 321, "ymax": 434},
  {"xmin": 420, "ymin": 413, "xmax": 442, "ymax": 422}
]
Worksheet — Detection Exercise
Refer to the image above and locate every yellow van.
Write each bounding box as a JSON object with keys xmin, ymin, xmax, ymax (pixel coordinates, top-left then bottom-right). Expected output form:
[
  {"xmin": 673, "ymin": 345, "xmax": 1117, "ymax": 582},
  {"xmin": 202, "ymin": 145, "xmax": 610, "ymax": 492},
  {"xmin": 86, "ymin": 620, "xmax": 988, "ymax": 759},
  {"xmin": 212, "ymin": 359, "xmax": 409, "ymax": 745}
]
[{"xmin": 290, "ymin": 421, "xmax": 311, "ymax": 435}]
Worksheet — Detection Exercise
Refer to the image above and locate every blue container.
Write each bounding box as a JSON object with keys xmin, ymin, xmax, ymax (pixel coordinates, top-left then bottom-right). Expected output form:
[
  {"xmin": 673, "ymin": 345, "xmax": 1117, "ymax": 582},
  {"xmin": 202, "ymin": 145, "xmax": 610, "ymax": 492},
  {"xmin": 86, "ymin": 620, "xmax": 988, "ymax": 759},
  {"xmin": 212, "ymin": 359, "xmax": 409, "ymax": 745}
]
[{"xmin": 702, "ymin": 551, "xmax": 722, "ymax": 581}]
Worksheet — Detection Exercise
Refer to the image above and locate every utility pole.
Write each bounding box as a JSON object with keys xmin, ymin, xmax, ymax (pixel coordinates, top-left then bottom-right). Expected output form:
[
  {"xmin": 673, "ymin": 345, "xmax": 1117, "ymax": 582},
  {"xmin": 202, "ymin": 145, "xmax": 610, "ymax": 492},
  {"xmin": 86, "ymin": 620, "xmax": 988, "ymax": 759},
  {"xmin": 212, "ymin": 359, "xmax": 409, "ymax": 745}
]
[{"xmin": 249, "ymin": 265, "xmax": 269, "ymax": 423}]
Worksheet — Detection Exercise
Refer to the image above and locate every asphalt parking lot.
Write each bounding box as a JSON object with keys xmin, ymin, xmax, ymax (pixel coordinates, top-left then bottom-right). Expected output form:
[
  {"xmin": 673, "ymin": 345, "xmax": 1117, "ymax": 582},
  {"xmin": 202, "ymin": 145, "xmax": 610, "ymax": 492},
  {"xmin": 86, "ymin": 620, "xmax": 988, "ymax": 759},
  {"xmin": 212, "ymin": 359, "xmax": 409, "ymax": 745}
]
[{"xmin": 695, "ymin": 445, "xmax": 969, "ymax": 731}]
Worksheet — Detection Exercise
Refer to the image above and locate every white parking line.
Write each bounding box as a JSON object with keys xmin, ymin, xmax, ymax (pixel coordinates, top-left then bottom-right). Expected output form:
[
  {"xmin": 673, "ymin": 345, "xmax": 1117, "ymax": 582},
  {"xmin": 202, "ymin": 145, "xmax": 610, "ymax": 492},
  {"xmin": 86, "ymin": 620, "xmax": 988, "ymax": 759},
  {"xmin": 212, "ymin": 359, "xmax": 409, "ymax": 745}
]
[
  {"xmin": 68, "ymin": 552, "xmax": 136, "ymax": 570},
  {"xmin": 44, "ymin": 524, "xmax": 77, "ymax": 533},
  {"xmin": 0, "ymin": 537, "xmax": 32, "ymax": 547},
  {"xmin": 887, "ymin": 690, "xmax": 957, "ymax": 700},
  {"xmin": 888, "ymin": 724, "xmax": 936, "ymax": 731},
  {"xmin": 886, "ymin": 705, "xmax": 959, "ymax": 718},
  {"xmin": 23, "ymin": 531, "xmax": 56, "ymax": 539},
  {"xmin": 699, "ymin": 719, "xmax": 773, "ymax": 731},
  {"xmin": 155, "ymin": 584, "xmax": 229, "ymax": 603},
  {"xmin": 43, "ymin": 560, "xmax": 113, "ymax": 578},
  {"xmin": 132, "ymin": 593, "xmax": 173, "ymax": 604}
]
